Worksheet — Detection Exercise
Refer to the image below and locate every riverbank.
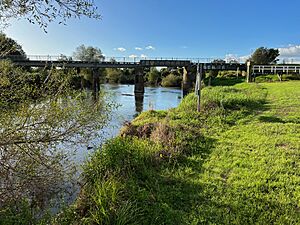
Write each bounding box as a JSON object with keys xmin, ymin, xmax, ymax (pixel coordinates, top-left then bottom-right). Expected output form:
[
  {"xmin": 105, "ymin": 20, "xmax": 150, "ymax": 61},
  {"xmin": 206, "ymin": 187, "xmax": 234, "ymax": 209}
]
[{"xmin": 58, "ymin": 81, "xmax": 300, "ymax": 224}]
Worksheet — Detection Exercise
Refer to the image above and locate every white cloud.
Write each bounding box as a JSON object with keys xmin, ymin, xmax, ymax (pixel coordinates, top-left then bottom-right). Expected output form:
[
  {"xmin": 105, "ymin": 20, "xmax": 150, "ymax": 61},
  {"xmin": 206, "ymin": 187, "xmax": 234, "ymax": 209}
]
[
  {"xmin": 135, "ymin": 47, "xmax": 143, "ymax": 51},
  {"xmin": 140, "ymin": 54, "xmax": 147, "ymax": 58},
  {"xmin": 279, "ymin": 45, "xmax": 300, "ymax": 57},
  {"xmin": 145, "ymin": 45, "xmax": 155, "ymax": 50},
  {"xmin": 225, "ymin": 53, "xmax": 249, "ymax": 63},
  {"xmin": 129, "ymin": 54, "xmax": 137, "ymax": 58},
  {"xmin": 114, "ymin": 47, "xmax": 126, "ymax": 52},
  {"xmin": 225, "ymin": 54, "xmax": 238, "ymax": 62},
  {"xmin": 239, "ymin": 55, "xmax": 250, "ymax": 62}
]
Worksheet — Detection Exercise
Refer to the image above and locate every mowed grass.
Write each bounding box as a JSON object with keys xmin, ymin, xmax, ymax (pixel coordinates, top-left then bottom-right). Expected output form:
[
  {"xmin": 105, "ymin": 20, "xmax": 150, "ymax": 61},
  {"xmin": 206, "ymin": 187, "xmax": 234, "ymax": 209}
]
[
  {"xmin": 195, "ymin": 82, "xmax": 300, "ymax": 224},
  {"xmin": 60, "ymin": 81, "xmax": 300, "ymax": 225}
]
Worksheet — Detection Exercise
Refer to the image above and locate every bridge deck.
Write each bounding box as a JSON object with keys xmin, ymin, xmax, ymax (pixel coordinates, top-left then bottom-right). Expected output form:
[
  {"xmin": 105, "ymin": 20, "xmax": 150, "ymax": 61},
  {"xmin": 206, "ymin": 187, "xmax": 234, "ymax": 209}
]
[
  {"xmin": 12, "ymin": 60, "xmax": 141, "ymax": 68},
  {"xmin": 3, "ymin": 58, "xmax": 246, "ymax": 71}
]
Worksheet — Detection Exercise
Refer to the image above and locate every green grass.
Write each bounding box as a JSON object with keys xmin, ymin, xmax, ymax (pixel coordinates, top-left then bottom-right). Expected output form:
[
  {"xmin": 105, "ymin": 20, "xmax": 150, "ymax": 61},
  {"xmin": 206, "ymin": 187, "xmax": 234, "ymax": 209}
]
[
  {"xmin": 254, "ymin": 74, "xmax": 300, "ymax": 83},
  {"xmin": 61, "ymin": 81, "xmax": 300, "ymax": 224}
]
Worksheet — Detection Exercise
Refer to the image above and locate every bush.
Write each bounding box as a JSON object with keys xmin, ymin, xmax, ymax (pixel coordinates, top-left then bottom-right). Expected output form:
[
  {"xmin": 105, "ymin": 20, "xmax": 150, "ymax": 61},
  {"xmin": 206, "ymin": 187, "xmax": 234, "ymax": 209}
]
[
  {"xmin": 147, "ymin": 68, "xmax": 161, "ymax": 85},
  {"xmin": 161, "ymin": 73, "xmax": 182, "ymax": 87},
  {"xmin": 106, "ymin": 68, "xmax": 122, "ymax": 83},
  {"xmin": 218, "ymin": 70, "xmax": 239, "ymax": 77}
]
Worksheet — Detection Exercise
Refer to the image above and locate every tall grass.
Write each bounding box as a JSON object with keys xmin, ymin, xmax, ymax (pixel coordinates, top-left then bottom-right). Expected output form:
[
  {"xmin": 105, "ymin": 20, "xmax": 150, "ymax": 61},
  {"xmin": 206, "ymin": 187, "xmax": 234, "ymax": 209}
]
[{"xmin": 59, "ymin": 81, "xmax": 300, "ymax": 224}]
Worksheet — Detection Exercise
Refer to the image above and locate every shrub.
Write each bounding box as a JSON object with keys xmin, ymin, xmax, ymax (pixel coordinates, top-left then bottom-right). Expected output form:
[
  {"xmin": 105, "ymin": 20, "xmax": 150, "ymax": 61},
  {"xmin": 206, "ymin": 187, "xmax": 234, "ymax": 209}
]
[
  {"xmin": 218, "ymin": 70, "xmax": 239, "ymax": 77},
  {"xmin": 161, "ymin": 73, "xmax": 181, "ymax": 87}
]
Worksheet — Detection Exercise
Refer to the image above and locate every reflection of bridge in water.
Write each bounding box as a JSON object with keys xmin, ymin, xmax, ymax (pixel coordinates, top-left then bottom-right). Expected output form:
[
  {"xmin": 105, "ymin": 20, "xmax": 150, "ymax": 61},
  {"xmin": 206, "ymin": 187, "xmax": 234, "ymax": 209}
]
[{"xmin": 4, "ymin": 55, "xmax": 247, "ymax": 97}]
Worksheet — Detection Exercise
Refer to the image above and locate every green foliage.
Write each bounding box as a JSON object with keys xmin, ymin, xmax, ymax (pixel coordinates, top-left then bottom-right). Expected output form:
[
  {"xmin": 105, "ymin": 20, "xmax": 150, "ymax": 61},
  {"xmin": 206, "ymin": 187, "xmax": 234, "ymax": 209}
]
[
  {"xmin": 249, "ymin": 47, "xmax": 280, "ymax": 64},
  {"xmin": 0, "ymin": 61, "xmax": 114, "ymax": 223},
  {"xmin": 120, "ymin": 68, "xmax": 135, "ymax": 84},
  {"xmin": 160, "ymin": 67, "xmax": 170, "ymax": 77},
  {"xmin": 255, "ymin": 74, "xmax": 300, "ymax": 83},
  {"xmin": 67, "ymin": 137, "xmax": 154, "ymax": 224},
  {"xmin": 147, "ymin": 67, "xmax": 160, "ymax": 85},
  {"xmin": 0, "ymin": 0, "xmax": 100, "ymax": 30},
  {"xmin": 0, "ymin": 33, "xmax": 26, "ymax": 58},
  {"xmin": 0, "ymin": 200, "xmax": 33, "ymax": 225},
  {"xmin": 65, "ymin": 81, "xmax": 300, "ymax": 224},
  {"xmin": 106, "ymin": 68, "xmax": 123, "ymax": 83},
  {"xmin": 206, "ymin": 70, "xmax": 218, "ymax": 78},
  {"xmin": 161, "ymin": 73, "xmax": 182, "ymax": 87},
  {"xmin": 73, "ymin": 44, "xmax": 104, "ymax": 62},
  {"xmin": 217, "ymin": 70, "xmax": 240, "ymax": 77},
  {"xmin": 205, "ymin": 77, "xmax": 245, "ymax": 86}
]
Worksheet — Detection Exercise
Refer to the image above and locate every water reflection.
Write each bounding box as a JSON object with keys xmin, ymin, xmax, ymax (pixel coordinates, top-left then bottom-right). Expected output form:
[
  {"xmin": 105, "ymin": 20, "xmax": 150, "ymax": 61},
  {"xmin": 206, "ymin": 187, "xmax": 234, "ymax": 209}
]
[
  {"xmin": 134, "ymin": 93, "xmax": 144, "ymax": 114},
  {"xmin": 75, "ymin": 84, "xmax": 182, "ymax": 163}
]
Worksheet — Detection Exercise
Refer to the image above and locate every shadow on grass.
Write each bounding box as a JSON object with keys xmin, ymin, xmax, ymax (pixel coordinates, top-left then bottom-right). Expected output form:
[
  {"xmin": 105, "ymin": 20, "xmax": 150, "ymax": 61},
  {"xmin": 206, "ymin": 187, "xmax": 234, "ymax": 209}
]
[
  {"xmin": 205, "ymin": 77, "xmax": 245, "ymax": 87},
  {"xmin": 259, "ymin": 115, "xmax": 286, "ymax": 123},
  {"xmin": 191, "ymin": 182, "xmax": 300, "ymax": 224},
  {"xmin": 137, "ymin": 130, "xmax": 300, "ymax": 224},
  {"xmin": 259, "ymin": 116, "xmax": 300, "ymax": 124},
  {"xmin": 133, "ymin": 135, "xmax": 217, "ymax": 225},
  {"xmin": 135, "ymin": 84, "xmax": 300, "ymax": 224}
]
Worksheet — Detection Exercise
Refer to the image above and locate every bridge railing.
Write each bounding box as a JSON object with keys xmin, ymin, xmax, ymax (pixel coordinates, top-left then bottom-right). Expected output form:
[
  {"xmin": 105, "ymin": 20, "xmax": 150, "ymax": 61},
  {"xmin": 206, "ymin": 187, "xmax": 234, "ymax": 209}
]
[
  {"xmin": 1, "ymin": 55, "xmax": 230, "ymax": 64},
  {"xmin": 253, "ymin": 65, "xmax": 300, "ymax": 73},
  {"xmin": 4, "ymin": 54, "xmax": 300, "ymax": 65}
]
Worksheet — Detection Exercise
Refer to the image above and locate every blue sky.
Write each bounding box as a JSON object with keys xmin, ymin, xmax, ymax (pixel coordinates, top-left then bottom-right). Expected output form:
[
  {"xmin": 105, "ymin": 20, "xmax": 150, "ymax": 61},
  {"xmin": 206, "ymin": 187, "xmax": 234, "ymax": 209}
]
[{"xmin": 4, "ymin": 0, "xmax": 300, "ymax": 60}]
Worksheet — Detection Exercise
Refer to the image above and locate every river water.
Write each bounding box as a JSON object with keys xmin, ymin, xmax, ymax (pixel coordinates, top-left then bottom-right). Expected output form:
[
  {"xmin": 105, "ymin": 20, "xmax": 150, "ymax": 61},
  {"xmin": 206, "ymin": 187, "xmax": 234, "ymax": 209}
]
[{"xmin": 75, "ymin": 84, "xmax": 182, "ymax": 162}]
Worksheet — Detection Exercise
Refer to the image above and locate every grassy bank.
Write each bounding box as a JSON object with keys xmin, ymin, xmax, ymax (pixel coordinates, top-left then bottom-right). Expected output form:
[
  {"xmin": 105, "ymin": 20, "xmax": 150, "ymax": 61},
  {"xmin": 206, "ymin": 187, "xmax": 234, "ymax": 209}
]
[{"xmin": 59, "ymin": 81, "xmax": 300, "ymax": 224}]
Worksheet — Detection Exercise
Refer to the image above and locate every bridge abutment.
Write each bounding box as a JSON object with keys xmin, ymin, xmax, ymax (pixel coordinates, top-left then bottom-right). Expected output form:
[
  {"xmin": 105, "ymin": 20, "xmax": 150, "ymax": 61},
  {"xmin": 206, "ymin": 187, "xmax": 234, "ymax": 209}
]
[
  {"xmin": 134, "ymin": 67, "xmax": 145, "ymax": 94},
  {"xmin": 182, "ymin": 66, "xmax": 193, "ymax": 97}
]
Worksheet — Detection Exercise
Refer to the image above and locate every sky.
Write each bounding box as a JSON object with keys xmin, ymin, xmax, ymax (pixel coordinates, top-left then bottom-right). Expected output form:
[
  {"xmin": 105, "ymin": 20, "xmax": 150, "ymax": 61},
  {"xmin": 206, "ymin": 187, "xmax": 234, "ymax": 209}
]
[{"xmin": 3, "ymin": 0, "xmax": 300, "ymax": 61}]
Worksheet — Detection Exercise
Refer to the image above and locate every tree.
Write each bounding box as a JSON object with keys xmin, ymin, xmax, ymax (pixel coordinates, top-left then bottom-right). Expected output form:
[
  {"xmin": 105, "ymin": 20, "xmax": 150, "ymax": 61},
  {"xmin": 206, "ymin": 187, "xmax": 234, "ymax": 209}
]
[
  {"xmin": 147, "ymin": 67, "xmax": 160, "ymax": 85},
  {"xmin": 120, "ymin": 68, "xmax": 135, "ymax": 84},
  {"xmin": 161, "ymin": 73, "xmax": 182, "ymax": 87},
  {"xmin": 58, "ymin": 54, "xmax": 72, "ymax": 61},
  {"xmin": 106, "ymin": 68, "xmax": 122, "ymax": 83},
  {"xmin": 0, "ymin": 33, "xmax": 26, "ymax": 59},
  {"xmin": 0, "ymin": 61, "xmax": 113, "ymax": 221},
  {"xmin": 249, "ymin": 47, "xmax": 279, "ymax": 64},
  {"xmin": 0, "ymin": 0, "xmax": 100, "ymax": 31},
  {"xmin": 73, "ymin": 44, "xmax": 104, "ymax": 62},
  {"xmin": 212, "ymin": 59, "xmax": 226, "ymax": 64}
]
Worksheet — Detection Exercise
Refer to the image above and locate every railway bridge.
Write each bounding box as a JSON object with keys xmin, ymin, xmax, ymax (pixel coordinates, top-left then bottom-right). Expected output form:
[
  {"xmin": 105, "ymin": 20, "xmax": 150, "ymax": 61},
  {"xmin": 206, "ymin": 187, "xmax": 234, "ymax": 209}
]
[{"xmin": 2, "ymin": 55, "xmax": 247, "ymax": 96}]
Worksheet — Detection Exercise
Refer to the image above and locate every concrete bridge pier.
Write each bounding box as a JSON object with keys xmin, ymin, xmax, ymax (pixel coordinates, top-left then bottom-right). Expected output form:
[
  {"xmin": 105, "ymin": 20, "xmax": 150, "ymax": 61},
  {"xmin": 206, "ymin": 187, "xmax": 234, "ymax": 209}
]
[
  {"xmin": 92, "ymin": 68, "xmax": 100, "ymax": 99},
  {"xmin": 182, "ymin": 66, "xmax": 193, "ymax": 97},
  {"xmin": 134, "ymin": 67, "xmax": 145, "ymax": 94}
]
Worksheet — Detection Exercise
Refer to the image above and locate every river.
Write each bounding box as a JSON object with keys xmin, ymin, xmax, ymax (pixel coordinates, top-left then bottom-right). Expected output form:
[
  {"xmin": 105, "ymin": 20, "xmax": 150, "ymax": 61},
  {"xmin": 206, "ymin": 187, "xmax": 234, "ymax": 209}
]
[{"xmin": 74, "ymin": 84, "xmax": 182, "ymax": 162}]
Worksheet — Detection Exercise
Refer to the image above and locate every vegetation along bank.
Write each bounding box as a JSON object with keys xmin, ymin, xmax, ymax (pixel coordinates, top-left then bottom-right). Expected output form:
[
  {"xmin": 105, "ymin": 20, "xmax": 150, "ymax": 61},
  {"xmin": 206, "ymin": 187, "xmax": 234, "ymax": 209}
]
[{"xmin": 54, "ymin": 81, "xmax": 300, "ymax": 224}]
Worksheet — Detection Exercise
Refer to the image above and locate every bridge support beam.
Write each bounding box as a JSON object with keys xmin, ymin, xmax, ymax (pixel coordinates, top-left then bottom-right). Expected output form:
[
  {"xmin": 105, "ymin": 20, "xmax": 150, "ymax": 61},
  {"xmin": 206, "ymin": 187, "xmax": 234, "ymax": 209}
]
[
  {"xmin": 182, "ymin": 66, "xmax": 193, "ymax": 97},
  {"xmin": 92, "ymin": 68, "xmax": 100, "ymax": 99},
  {"xmin": 134, "ymin": 67, "xmax": 144, "ymax": 94}
]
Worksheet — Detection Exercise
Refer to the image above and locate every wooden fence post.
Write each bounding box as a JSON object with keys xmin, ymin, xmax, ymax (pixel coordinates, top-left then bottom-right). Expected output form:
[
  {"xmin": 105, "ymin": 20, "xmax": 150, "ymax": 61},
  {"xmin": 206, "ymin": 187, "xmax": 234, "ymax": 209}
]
[
  {"xmin": 247, "ymin": 61, "xmax": 251, "ymax": 83},
  {"xmin": 195, "ymin": 63, "xmax": 203, "ymax": 112}
]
